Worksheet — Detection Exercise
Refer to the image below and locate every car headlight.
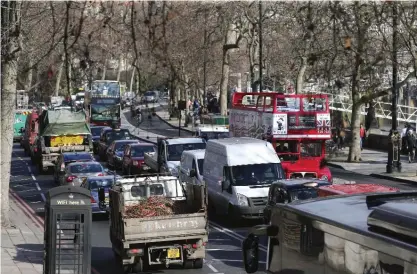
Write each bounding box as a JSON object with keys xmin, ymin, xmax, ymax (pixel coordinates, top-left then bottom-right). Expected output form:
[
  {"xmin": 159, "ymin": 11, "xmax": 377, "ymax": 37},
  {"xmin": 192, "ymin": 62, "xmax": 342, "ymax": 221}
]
[
  {"xmin": 321, "ymin": 175, "xmax": 329, "ymax": 181},
  {"xmin": 236, "ymin": 193, "xmax": 249, "ymax": 207}
]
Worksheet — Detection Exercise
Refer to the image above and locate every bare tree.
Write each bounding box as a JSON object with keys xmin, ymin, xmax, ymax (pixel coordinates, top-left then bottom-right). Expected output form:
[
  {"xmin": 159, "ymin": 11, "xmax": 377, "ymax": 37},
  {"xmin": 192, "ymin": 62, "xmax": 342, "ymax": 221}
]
[{"xmin": 1, "ymin": 0, "xmax": 23, "ymax": 227}]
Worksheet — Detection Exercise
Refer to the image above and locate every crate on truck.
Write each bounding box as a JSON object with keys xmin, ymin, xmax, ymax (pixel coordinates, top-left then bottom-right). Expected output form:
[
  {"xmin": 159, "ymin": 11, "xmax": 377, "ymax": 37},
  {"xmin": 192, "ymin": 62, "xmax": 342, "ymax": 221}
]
[
  {"xmin": 35, "ymin": 109, "xmax": 92, "ymax": 173},
  {"xmin": 108, "ymin": 174, "xmax": 208, "ymax": 273}
]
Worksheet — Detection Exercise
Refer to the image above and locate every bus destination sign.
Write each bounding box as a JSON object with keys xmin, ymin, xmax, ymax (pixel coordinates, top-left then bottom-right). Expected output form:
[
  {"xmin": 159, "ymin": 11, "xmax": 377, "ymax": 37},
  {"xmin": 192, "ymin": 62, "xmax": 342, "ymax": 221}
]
[{"xmin": 91, "ymin": 98, "xmax": 120, "ymax": 105}]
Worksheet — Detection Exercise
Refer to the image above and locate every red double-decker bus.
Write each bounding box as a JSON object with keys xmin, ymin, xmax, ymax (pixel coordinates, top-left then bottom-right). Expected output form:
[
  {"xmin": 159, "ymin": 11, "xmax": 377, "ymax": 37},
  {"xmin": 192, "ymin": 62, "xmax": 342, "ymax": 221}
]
[{"xmin": 229, "ymin": 92, "xmax": 332, "ymax": 182}]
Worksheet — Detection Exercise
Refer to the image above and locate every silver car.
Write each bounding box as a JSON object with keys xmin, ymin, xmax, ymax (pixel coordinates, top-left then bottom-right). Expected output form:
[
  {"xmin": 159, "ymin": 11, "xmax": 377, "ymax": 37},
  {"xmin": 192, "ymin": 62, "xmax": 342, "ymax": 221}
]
[{"xmin": 58, "ymin": 161, "xmax": 108, "ymax": 186}]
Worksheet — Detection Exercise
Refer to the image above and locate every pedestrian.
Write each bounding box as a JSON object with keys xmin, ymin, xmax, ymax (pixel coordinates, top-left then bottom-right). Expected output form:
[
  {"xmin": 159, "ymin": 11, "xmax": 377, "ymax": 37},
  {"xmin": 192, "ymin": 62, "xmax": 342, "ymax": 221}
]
[
  {"xmin": 339, "ymin": 128, "xmax": 345, "ymax": 150},
  {"xmin": 360, "ymin": 123, "xmax": 366, "ymax": 151},
  {"xmin": 405, "ymin": 124, "xmax": 416, "ymax": 163},
  {"xmin": 401, "ymin": 123, "xmax": 409, "ymax": 154}
]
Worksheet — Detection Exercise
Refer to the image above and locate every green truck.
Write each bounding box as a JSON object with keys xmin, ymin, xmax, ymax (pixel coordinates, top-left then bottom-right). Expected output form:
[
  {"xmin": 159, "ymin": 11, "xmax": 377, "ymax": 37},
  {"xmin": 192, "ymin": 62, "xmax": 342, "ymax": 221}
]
[
  {"xmin": 14, "ymin": 110, "xmax": 32, "ymax": 143},
  {"xmin": 34, "ymin": 109, "xmax": 92, "ymax": 173}
]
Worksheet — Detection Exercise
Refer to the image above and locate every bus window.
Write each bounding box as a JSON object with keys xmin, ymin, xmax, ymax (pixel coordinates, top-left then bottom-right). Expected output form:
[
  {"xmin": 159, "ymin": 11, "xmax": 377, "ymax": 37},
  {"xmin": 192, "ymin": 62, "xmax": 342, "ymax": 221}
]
[
  {"xmin": 300, "ymin": 142, "xmax": 322, "ymax": 157},
  {"xmin": 264, "ymin": 96, "xmax": 274, "ymax": 112},
  {"xmin": 256, "ymin": 96, "xmax": 265, "ymax": 111},
  {"xmin": 276, "ymin": 141, "xmax": 299, "ymax": 161},
  {"xmin": 276, "ymin": 97, "xmax": 300, "ymax": 112},
  {"xmin": 302, "ymin": 97, "xmax": 327, "ymax": 112}
]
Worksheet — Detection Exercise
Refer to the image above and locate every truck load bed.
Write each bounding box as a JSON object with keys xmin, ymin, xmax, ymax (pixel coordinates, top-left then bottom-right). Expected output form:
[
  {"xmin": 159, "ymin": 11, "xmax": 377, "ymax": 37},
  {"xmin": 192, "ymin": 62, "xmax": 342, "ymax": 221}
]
[{"xmin": 109, "ymin": 175, "xmax": 207, "ymax": 244}]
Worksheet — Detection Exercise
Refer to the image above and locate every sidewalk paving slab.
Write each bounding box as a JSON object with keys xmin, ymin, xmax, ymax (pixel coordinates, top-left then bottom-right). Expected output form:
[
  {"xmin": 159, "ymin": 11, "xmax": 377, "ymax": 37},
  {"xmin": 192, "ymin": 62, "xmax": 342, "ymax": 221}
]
[
  {"xmin": 1, "ymin": 194, "xmax": 44, "ymax": 274},
  {"xmin": 327, "ymin": 148, "xmax": 417, "ymax": 184}
]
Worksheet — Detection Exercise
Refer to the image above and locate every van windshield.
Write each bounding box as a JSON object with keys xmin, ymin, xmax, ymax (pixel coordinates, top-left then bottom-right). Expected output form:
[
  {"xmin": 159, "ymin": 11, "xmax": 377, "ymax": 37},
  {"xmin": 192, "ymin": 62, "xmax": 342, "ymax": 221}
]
[
  {"xmin": 230, "ymin": 163, "xmax": 284, "ymax": 186},
  {"xmin": 197, "ymin": 159, "xmax": 204, "ymax": 174},
  {"xmin": 167, "ymin": 143, "xmax": 206, "ymax": 161}
]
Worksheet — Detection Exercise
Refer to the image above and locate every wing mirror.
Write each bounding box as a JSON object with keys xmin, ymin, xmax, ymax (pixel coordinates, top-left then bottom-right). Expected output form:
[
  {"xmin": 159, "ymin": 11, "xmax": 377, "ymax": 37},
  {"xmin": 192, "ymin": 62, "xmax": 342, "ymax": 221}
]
[
  {"xmin": 221, "ymin": 180, "xmax": 231, "ymax": 192},
  {"xmin": 189, "ymin": 169, "xmax": 197, "ymax": 178},
  {"xmin": 242, "ymin": 233, "xmax": 259, "ymax": 273}
]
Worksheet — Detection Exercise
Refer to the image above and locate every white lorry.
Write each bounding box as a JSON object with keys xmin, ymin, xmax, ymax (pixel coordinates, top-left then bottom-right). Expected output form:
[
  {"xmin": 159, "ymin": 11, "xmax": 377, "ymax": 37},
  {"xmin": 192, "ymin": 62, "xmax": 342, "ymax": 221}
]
[{"xmin": 144, "ymin": 137, "xmax": 206, "ymax": 177}]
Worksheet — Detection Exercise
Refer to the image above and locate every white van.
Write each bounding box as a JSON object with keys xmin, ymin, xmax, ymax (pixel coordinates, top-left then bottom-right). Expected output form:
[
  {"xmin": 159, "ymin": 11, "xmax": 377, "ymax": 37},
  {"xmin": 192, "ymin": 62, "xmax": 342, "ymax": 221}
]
[
  {"xmin": 203, "ymin": 137, "xmax": 284, "ymax": 221},
  {"xmin": 179, "ymin": 149, "xmax": 205, "ymax": 185}
]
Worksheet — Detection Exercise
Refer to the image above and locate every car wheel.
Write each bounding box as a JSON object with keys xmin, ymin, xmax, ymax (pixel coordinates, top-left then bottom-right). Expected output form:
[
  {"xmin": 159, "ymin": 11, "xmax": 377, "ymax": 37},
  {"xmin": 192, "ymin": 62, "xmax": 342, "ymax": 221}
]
[{"xmin": 193, "ymin": 258, "xmax": 203, "ymax": 269}]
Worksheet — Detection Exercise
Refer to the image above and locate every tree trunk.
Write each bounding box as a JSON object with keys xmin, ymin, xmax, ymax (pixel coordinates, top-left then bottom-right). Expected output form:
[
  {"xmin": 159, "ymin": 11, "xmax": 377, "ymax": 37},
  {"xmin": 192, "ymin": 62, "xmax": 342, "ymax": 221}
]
[
  {"xmin": 296, "ymin": 56, "xmax": 308, "ymax": 94},
  {"xmin": 26, "ymin": 58, "xmax": 33, "ymax": 91},
  {"xmin": 219, "ymin": 48, "xmax": 230, "ymax": 115},
  {"xmin": 129, "ymin": 66, "xmax": 135, "ymax": 92},
  {"xmin": 116, "ymin": 54, "xmax": 123, "ymax": 82},
  {"xmin": 348, "ymin": 101, "xmax": 362, "ymax": 162},
  {"xmin": 101, "ymin": 58, "xmax": 107, "ymax": 80},
  {"xmin": 55, "ymin": 55, "xmax": 65, "ymax": 96},
  {"xmin": 1, "ymin": 0, "xmax": 21, "ymax": 227}
]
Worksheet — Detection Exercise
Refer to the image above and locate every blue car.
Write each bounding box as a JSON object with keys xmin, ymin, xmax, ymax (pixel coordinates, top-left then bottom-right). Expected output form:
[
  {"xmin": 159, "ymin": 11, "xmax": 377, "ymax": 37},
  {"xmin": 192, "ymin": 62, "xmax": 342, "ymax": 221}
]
[{"xmin": 80, "ymin": 175, "xmax": 115, "ymax": 214}]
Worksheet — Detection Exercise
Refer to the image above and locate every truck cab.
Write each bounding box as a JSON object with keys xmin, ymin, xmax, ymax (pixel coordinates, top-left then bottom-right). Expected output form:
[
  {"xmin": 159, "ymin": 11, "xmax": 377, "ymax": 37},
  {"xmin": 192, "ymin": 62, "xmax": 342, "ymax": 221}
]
[{"xmin": 144, "ymin": 137, "xmax": 206, "ymax": 176}]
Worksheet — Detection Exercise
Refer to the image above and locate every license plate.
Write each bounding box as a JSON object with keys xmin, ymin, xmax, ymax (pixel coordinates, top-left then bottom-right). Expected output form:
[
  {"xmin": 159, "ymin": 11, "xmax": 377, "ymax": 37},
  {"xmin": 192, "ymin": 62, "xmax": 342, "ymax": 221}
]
[
  {"xmin": 105, "ymin": 197, "xmax": 109, "ymax": 204},
  {"xmin": 167, "ymin": 248, "xmax": 180, "ymax": 259},
  {"xmin": 51, "ymin": 135, "xmax": 84, "ymax": 147},
  {"xmin": 143, "ymin": 166, "xmax": 150, "ymax": 170}
]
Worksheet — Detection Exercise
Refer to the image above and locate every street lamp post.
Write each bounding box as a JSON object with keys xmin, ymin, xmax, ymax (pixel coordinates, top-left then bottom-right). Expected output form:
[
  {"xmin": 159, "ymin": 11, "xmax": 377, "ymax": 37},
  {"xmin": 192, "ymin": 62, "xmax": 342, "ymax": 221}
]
[{"xmin": 387, "ymin": 2, "xmax": 400, "ymax": 173}]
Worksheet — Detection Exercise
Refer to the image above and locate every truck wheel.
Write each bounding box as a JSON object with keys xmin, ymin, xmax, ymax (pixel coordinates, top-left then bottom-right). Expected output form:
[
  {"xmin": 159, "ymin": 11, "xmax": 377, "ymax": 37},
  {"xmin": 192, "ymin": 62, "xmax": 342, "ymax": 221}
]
[
  {"xmin": 183, "ymin": 259, "xmax": 193, "ymax": 269},
  {"xmin": 193, "ymin": 258, "xmax": 203, "ymax": 269},
  {"xmin": 132, "ymin": 257, "xmax": 146, "ymax": 273}
]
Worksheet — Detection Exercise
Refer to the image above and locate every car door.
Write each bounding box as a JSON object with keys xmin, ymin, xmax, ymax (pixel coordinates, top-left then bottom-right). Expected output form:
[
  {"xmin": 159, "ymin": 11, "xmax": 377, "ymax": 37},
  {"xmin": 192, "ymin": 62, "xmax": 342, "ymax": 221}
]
[
  {"xmin": 216, "ymin": 166, "xmax": 234, "ymax": 214},
  {"xmin": 107, "ymin": 142, "xmax": 115, "ymax": 166},
  {"xmin": 123, "ymin": 146, "xmax": 131, "ymax": 170}
]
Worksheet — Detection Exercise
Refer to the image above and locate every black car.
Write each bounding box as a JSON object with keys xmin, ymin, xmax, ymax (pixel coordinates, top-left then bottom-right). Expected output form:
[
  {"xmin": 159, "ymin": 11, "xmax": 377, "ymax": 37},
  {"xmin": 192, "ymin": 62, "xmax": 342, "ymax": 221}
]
[
  {"xmin": 263, "ymin": 178, "xmax": 331, "ymax": 224},
  {"xmin": 91, "ymin": 126, "xmax": 109, "ymax": 154},
  {"xmin": 53, "ymin": 152, "xmax": 95, "ymax": 184},
  {"xmin": 97, "ymin": 128, "xmax": 133, "ymax": 161},
  {"xmin": 106, "ymin": 139, "xmax": 140, "ymax": 170}
]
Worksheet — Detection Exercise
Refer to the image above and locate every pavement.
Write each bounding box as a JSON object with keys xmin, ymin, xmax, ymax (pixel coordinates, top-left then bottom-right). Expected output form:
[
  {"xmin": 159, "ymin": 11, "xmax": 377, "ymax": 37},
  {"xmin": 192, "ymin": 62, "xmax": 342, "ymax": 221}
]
[{"xmin": 4, "ymin": 102, "xmax": 417, "ymax": 274}]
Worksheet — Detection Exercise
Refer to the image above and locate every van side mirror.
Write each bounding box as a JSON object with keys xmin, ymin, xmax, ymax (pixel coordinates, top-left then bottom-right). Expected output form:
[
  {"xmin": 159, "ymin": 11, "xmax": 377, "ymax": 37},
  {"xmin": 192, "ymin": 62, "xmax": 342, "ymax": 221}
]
[
  {"xmin": 189, "ymin": 169, "xmax": 197, "ymax": 178},
  {"xmin": 221, "ymin": 180, "xmax": 231, "ymax": 192},
  {"xmin": 242, "ymin": 233, "xmax": 259, "ymax": 273}
]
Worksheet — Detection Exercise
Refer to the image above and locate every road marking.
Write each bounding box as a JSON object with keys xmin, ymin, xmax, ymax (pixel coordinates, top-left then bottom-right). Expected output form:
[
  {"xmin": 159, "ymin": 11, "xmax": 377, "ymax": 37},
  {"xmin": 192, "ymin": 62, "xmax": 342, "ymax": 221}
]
[
  {"xmin": 210, "ymin": 258, "xmax": 266, "ymax": 264},
  {"xmin": 27, "ymin": 166, "xmax": 31, "ymax": 173},
  {"xmin": 207, "ymin": 263, "xmax": 219, "ymax": 273},
  {"xmin": 35, "ymin": 183, "xmax": 41, "ymax": 191},
  {"xmin": 31, "ymin": 174, "xmax": 36, "ymax": 180},
  {"xmin": 209, "ymin": 222, "xmax": 267, "ymax": 253}
]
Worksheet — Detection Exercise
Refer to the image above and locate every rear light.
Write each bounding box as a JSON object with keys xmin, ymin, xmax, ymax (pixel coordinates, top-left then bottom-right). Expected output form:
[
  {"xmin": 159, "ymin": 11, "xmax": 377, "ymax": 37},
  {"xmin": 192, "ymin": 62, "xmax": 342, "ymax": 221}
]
[
  {"xmin": 91, "ymin": 197, "xmax": 96, "ymax": 203},
  {"xmin": 66, "ymin": 176, "xmax": 77, "ymax": 182},
  {"xmin": 192, "ymin": 244, "xmax": 198, "ymax": 249},
  {"xmin": 127, "ymin": 249, "xmax": 143, "ymax": 256},
  {"xmin": 97, "ymin": 173, "xmax": 104, "ymax": 176}
]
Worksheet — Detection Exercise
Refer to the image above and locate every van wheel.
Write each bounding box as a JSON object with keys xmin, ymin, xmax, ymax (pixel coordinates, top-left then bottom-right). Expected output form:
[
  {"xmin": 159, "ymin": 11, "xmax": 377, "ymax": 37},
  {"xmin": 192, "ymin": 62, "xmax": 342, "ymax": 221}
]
[
  {"xmin": 183, "ymin": 259, "xmax": 193, "ymax": 269},
  {"xmin": 193, "ymin": 258, "xmax": 203, "ymax": 269},
  {"xmin": 228, "ymin": 205, "xmax": 240, "ymax": 226}
]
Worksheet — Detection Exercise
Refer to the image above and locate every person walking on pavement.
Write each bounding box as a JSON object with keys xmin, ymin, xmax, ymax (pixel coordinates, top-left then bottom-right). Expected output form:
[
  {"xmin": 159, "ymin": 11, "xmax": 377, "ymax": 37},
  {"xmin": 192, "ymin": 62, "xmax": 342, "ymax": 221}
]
[
  {"xmin": 401, "ymin": 123, "xmax": 409, "ymax": 154},
  {"xmin": 360, "ymin": 123, "xmax": 366, "ymax": 151},
  {"xmin": 405, "ymin": 124, "xmax": 416, "ymax": 163}
]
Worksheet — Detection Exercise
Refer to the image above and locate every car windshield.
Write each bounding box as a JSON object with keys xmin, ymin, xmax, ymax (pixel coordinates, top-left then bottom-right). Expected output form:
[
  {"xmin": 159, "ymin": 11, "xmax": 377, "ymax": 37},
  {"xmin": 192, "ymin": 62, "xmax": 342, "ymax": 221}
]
[
  {"xmin": 144, "ymin": 91, "xmax": 156, "ymax": 96},
  {"xmin": 88, "ymin": 179, "xmax": 113, "ymax": 190},
  {"xmin": 230, "ymin": 163, "xmax": 284, "ymax": 186},
  {"xmin": 91, "ymin": 127, "xmax": 103, "ymax": 137},
  {"xmin": 200, "ymin": 132, "xmax": 229, "ymax": 140},
  {"xmin": 167, "ymin": 143, "xmax": 206, "ymax": 161},
  {"xmin": 288, "ymin": 188, "xmax": 319, "ymax": 202},
  {"xmin": 70, "ymin": 163, "xmax": 103, "ymax": 173},
  {"xmin": 91, "ymin": 105, "xmax": 120, "ymax": 121},
  {"xmin": 106, "ymin": 130, "xmax": 131, "ymax": 144},
  {"xmin": 197, "ymin": 159, "xmax": 204, "ymax": 174},
  {"xmin": 115, "ymin": 141, "xmax": 136, "ymax": 151},
  {"xmin": 131, "ymin": 146, "xmax": 155, "ymax": 157}
]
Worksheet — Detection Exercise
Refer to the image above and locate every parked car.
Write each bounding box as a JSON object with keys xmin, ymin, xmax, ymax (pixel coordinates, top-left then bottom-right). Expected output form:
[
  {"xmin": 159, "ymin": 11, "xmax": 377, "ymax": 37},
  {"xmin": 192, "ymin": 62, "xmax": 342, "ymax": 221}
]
[
  {"xmin": 106, "ymin": 139, "xmax": 140, "ymax": 170},
  {"xmin": 57, "ymin": 161, "xmax": 107, "ymax": 186},
  {"xmin": 122, "ymin": 143, "xmax": 156, "ymax": 175},
  {"xmin": 91, "ymin": 126, "xmax": 109, "ymax": 154},
  {"xmin": 54, "ymin": 152, "xmax": 95, "ymax": 184},
  {"xmin": 80, "ymin": 176, "xmax": 115, "ymax": 215}
]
